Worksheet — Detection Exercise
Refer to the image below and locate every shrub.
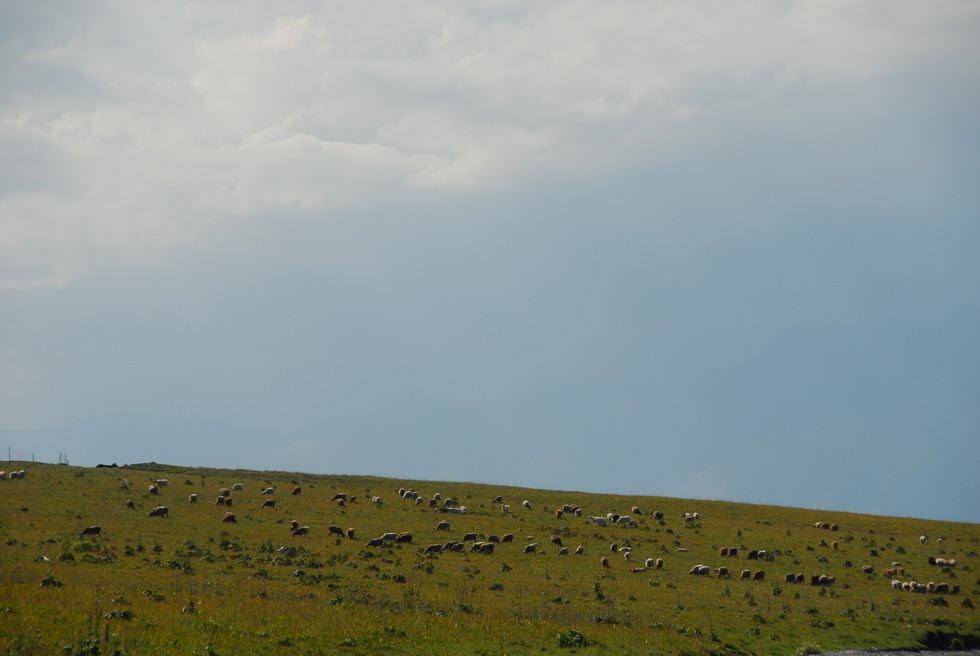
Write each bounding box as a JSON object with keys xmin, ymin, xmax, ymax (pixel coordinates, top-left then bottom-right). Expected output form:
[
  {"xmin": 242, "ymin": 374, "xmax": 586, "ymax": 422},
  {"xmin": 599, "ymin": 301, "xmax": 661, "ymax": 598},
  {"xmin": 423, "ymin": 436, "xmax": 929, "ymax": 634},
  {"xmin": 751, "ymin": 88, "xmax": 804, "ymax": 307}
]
[{"xmin": 556, "ymin": 630, "xmax": 588, "ymax": 648}]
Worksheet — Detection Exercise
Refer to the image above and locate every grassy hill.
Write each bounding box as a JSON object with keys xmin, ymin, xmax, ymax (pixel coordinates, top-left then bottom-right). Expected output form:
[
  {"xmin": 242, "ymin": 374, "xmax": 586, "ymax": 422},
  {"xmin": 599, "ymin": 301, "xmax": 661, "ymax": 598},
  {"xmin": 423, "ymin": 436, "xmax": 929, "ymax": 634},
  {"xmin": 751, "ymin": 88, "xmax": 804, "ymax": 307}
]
[{"xmin": 0, "ymin": 462, "xmax": 976, "ymax": 655}]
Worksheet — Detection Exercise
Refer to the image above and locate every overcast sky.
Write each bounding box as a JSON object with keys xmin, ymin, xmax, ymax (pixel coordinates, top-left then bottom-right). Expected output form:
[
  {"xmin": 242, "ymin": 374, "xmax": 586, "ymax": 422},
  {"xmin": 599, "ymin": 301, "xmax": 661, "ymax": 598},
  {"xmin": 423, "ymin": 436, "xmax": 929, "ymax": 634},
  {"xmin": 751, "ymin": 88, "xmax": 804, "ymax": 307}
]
[{"xmin": 2, "ymin": 2, "xmax": 978, "ymax": 522}]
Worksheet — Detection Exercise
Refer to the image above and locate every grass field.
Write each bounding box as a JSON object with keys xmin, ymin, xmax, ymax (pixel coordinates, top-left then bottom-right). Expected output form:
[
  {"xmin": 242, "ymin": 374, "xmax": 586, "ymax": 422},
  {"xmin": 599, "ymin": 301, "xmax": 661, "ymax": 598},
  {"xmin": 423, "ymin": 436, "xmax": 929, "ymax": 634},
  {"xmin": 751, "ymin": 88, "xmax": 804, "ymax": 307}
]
[{"xmin": 0, "ymin": 462, "xmax": 976, "ymax": 655}]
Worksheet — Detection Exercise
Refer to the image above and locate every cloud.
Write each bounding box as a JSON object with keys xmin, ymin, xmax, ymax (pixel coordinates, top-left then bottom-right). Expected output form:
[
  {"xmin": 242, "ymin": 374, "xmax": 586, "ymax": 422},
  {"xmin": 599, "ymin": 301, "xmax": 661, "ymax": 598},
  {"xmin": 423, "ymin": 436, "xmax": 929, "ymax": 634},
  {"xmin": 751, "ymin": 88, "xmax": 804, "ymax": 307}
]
[{"xmin": 1, "ymin": 0, "xmax": 978, "ymax": 287}]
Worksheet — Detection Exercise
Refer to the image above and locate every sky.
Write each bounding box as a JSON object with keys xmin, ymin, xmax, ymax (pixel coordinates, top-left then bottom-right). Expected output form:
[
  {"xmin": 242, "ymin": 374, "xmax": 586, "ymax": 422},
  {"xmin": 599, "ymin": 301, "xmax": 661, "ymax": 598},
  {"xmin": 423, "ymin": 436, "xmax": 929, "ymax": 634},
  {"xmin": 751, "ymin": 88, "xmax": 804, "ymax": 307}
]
[{"xmin": 2, "ymin": 1, "xmax": 979, "ymax": 523}]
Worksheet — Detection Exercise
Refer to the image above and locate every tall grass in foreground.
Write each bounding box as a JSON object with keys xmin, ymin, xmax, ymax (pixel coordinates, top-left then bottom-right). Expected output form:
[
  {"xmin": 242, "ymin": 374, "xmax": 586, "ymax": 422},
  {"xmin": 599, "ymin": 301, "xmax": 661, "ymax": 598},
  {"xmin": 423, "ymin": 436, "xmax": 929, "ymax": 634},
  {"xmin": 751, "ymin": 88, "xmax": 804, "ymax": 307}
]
[{"xmin": 0, "ymin": 463, "xmax": 976, "ymax": 655}]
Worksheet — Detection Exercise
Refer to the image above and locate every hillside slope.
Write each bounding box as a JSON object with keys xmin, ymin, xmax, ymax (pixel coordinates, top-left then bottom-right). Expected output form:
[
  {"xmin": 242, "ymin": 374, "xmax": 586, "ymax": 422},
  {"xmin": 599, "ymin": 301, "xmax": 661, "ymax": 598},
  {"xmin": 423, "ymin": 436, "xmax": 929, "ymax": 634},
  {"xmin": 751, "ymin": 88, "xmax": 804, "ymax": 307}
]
[{"xmin": 0, "ymin": 462, "xmax": 977, "ymax": 655}]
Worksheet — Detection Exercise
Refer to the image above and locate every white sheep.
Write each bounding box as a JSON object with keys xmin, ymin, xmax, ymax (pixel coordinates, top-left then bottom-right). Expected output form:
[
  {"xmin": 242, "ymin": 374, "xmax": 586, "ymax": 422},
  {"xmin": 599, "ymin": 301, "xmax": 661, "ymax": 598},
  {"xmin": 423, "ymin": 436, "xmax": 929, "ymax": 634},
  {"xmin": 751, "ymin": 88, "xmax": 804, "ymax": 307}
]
[{"xmin": 589, "ymin": 516, "xmax": 608, "ymax": 527}]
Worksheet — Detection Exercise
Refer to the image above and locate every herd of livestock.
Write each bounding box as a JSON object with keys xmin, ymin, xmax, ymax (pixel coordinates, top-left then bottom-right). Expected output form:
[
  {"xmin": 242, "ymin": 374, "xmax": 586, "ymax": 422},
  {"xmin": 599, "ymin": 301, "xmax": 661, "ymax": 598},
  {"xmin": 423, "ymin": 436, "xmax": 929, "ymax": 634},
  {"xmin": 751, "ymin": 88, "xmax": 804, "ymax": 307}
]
[{"xmin": 16, "ymin": 471, "xmax": 957, "ymax": 599}]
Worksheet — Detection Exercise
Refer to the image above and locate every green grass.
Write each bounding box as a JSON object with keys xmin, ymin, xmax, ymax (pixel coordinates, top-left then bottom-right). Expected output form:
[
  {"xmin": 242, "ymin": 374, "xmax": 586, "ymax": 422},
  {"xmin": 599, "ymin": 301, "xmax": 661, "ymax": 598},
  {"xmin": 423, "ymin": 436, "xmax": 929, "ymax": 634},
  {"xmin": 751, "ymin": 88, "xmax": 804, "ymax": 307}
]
[{"xmin": 0, "ymin": 462, "xmax": 976, "ymax": 655}]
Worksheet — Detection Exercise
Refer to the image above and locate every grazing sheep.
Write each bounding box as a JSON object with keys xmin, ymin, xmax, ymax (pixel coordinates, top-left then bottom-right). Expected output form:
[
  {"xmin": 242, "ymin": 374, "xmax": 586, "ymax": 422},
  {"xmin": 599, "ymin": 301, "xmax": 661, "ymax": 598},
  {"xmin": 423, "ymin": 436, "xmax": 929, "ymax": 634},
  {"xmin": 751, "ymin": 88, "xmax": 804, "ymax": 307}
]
[
  {"xmin": 292, "ymin": 526, "xmax": 310, "ymax": 537},
  {"xmin": 689, "ymin": 564, "xmax": 710, "ymax": 576},
  {"xmin": 831, "ymin": 540, "xmax": 839, "ymax": 550},
  {"xmin": 222, "ymin": 512, "xmax": 236, "ymax": 523},
  {"xmin": 415, "ymin": 497, "xmax": 424, "ymax": 505},
  {"xmin": 630, "ymin": 567, "xmax": 648, "ymax": 573},
  {"xmin": 493, "ymin": 495, "xmax": 503, "ymax": 503},
  {"xmin": 332, "ymin": 493, "xmax": 347, "ymax": 502},
  {"xmin": 80, "ymin": 526, "xmax": 102, "ymax": 538},
  {"xmin": 327, "ymin": 525, "xmax": 344, "ymax": 537},
  {"xmin": 379, "ymin": 532, "xmax": 398, "ymax": 541},
  {"xmin": 444, "ymin": 506, "xmax": 467, "ymax": 515},
  {"xmin": 486, "ymin": 534, "xmax": 500, "ymax": 543},
  {"xmin": 589, "ymin": 516, "xmax": 608, "ymax": 527},
  {"xmin": 715, "ymin": 567, "xmax": 730, "ymax": 578},
  {"xmin": 502, "ymin": 504, "xmax": 510, "ymax": 514},
  {"xmin": 224, "ymin": 498, "xmax": 234, "ymax": 507},
  {"xmin": 501, "ymin": 534, "xmax": 514, "ymax": 543},
  {"xmin": 752, "ymin": 570, "xmax": 765, "ymax": 581},
  {"xmin": 522, "ymin": 500, "xmax": 532, "ymax": 510},
  {"xmin": 336, "ymin": 499, "xmax": 346, "ymax": 508},
  {"xmin": 576, "ymin": 546, "xmax": 585, "ymax": 555},
  {"xmin": 785, "ymin": 573, "xmax": 796, "ymax": 583},
  {"xmin": 616, "ymin": 515, "xmax": 632, "ymax": 526},
  {"xmin": 555, "ymin": 509, "xmax": 563, "ymax": 519},
  {"xmin": 651, "ymin": 511, "xmax": 664, "ymax": 520},
  {"xmin": 424, "ymin": 544, "xmax": 443, "ymax": 554},
  {"xmin": 153, "ymin": 479, "xmax": 169, "ymax": 487},
  {"xmin": 261, "ymin": 499, "xmax": 276, "ymax": 509},
  {"xmin": 462, "ymin": 532, "xmax": 478, "ymax": 542},
  {"xmin": 523, "ymin": 543, "xmax": 538, "ymax": 554},
  {"xmin": 188, "ymin": 494, "xmax": 198, "ymax": 503},
  {"xmin": 147, "ymin": 505, "xmax": 170, "ymax": 518},
  {"xmin": 215, "ymin": 495, "xmax": 228, "ymax": 506},
  {"xmin": 395, "ymin": 532, "xmax": 412, "ymax": 543},
  {"xmin": 346, "ymin": 528, "xmax": 355, "ymax": 539},
  {"xmin": 435, "ymin": 520, "xmax": 450, "ymax": 531},
  {"xmin": 365, "ymin": 538, "xmax": 384, "ymax": 548},
  {"xmin": 720, "ymin": 547, "xmax": 730, "ymax": 557},
  {"xmin": 551, "ymin": 535, "xmax": 563, "ymax": 547},
  {"xmin": 148, "ymin": 484, "xmax": 158, "ymax": 495},
  {"xmin": 934, "ymin": 582, "xmax": 950, "ymax": 594},
  {"xmin": 558, "ymin": 547, "xmax": 569, "ymax": 556},
  {"xmin": 655, "ymin": 558, "xmax": 664, "ymax": 570},
  {"xmin": 477, "ymin": 542, "xmax": 495, "ymax": 554},
  {"xmin": 262, "ymin": 487, "xmax": 275, "ymax": 495},
  {"xmin": 610, "ymin": 542, "xmax": 618, "ymax": 553},
  {"xmin": 291, "ymin": 486, "xmax": 301, "ymax": 496},
  {"xmin": 862, "ymin": 564, "xmax": 874, "ymax": 575},
  {"xmin": 232, "ymin": 483, "xmax": 244, "ymax": 491},
  {"xmin": 372, "ymin": 496, "xmax": 383, "ymax": 505},
  {"xmin": 747, "ymin": 550, "xmax": 761, "ymax": 560},
  {"xmin": 919, "ymin": 535, "xmax": 928, "ymax": 544},
  {"xmin": 125, "ymin": 499, "xmax": 135, "ymax": 510},
  {"xmin": 601, "ymin": 557, "xmax": 610, "ymax": 568},
  {"xmin": 631, "ymin": 506, "xmax": 642, "ymax": 515},
  {"xmin": 290, "ymin": 520, "xmax": 300, "ymax": 530},
  {"xmin": 795, "ymin": 573, "xmax": 805, "ymax": 584},
  {"xmin": 830, "ymin": 524, "xmax": 839, "ymax": 531},
  {"xmin": 606, "ymin": 513, "xmax": 620, "ymax": 523},
  {"xmin": 646, "ymin": 558, "xmax": 656, "ymax": 568},
  {"xmin": 740, "ymin": 569, "xmax": 752, "ymax": 580},
  {"xmin": 219, "ymin": 488, "xmax": 230, "ymax": 497}
]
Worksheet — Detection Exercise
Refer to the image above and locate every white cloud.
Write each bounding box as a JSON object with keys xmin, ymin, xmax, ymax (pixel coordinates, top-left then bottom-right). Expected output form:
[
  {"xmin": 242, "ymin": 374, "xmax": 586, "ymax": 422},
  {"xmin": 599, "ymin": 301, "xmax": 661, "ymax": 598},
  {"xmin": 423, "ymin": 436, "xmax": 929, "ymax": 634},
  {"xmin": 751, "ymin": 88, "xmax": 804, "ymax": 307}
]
[{"xmin": 1, "ymin": 0, "xmax": 978, "ymax": 286}]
